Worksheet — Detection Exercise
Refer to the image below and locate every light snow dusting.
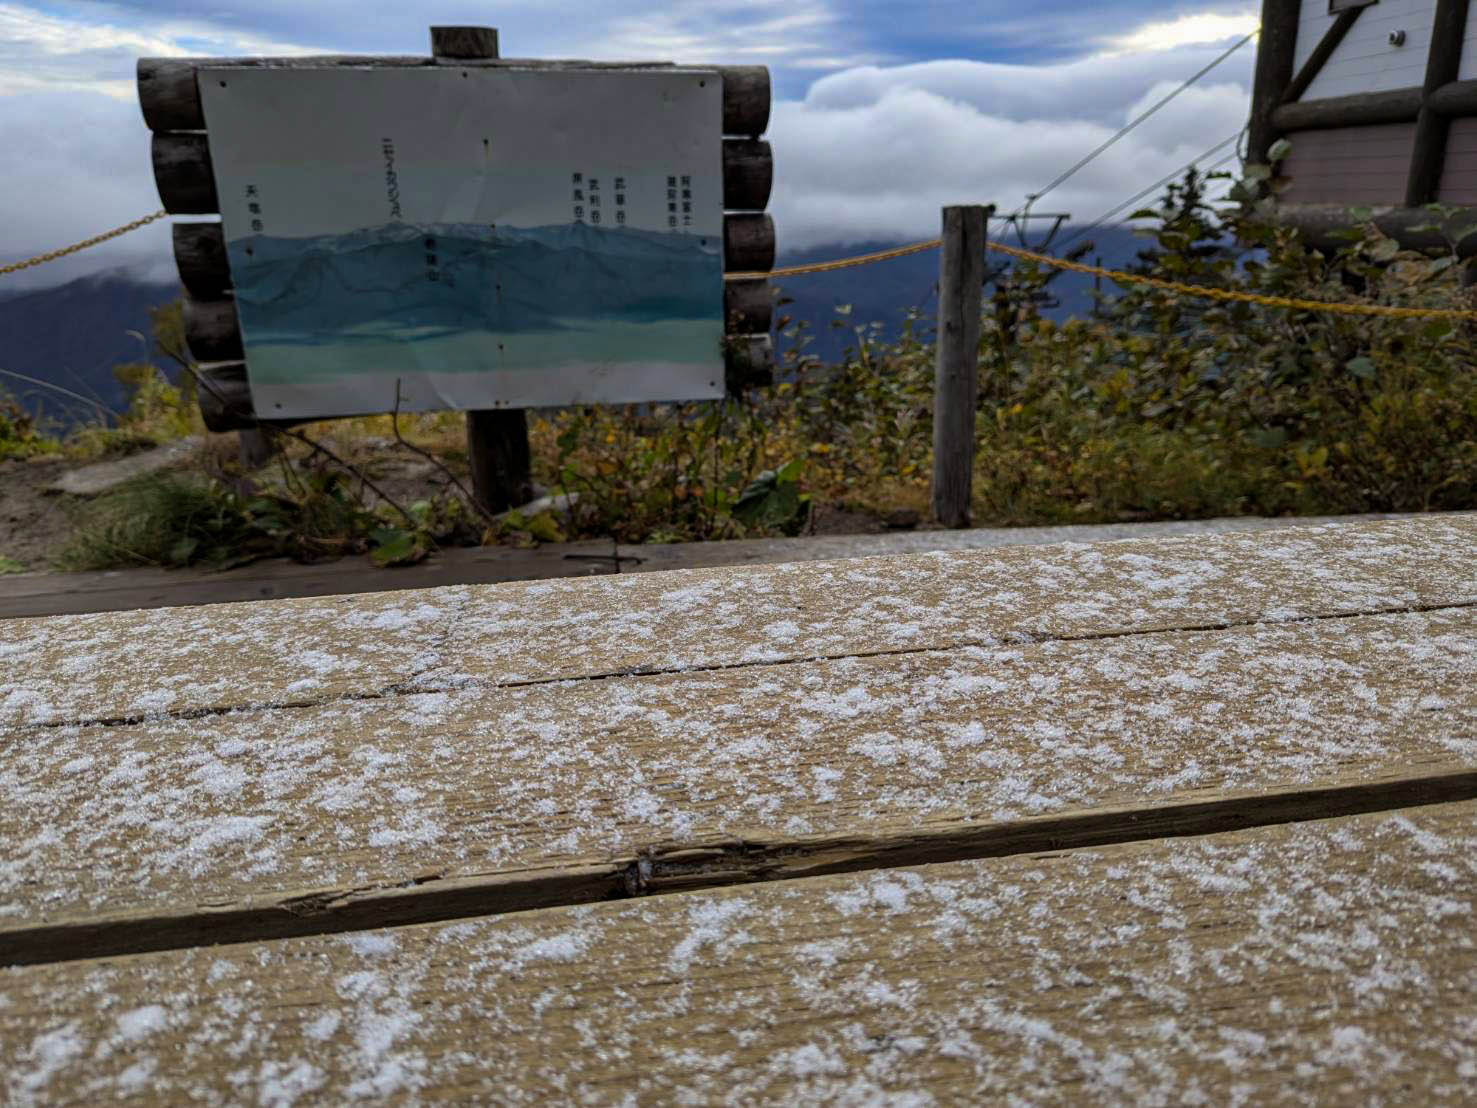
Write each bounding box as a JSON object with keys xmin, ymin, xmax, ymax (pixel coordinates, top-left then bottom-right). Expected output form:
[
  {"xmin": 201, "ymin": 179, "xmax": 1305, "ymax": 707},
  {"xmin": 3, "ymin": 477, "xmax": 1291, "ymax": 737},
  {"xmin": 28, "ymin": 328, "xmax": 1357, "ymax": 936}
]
[
  {"xmin": 2, "ymin": 601, "xmax": 1475, "ymax": 926},
  {"xmin": 1, "ymin": 517, "xmax": 1474, "ymax": 1100},
  {"xmin": 2, "ymin": 804, "xmax": 1473, "ymax": 1102}
]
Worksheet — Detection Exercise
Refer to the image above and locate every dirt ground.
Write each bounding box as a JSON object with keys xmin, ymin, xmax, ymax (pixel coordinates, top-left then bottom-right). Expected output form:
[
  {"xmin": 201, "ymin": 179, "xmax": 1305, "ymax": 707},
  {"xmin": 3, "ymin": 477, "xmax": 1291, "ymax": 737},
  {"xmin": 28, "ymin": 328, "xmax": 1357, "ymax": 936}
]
[
  {"xmin": 0, "ymin": 439, "xmax": 909, "ymax": 575},
  {"xmin": 0, "ymin": 455, "xmax": 76, "ymax": 569}
]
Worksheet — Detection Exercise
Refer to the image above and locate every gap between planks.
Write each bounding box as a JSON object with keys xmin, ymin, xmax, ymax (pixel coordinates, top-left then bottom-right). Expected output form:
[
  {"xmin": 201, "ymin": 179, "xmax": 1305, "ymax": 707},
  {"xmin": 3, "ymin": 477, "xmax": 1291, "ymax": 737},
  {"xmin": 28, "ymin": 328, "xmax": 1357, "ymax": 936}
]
[
  {"xmin": 18, "ymin": 597, "xmax": 1477, "ymax": 735},
  {"xmin": 5, "ymin": 767, "xmax": 1474, "ymax": 969}
]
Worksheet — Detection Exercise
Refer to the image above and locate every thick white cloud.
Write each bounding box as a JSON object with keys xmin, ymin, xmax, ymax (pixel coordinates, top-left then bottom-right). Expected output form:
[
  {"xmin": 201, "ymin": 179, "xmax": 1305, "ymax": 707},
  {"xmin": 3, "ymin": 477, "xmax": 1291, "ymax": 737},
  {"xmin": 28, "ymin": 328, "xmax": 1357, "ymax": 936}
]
[
  {"xmin": 0, "ymin": 88, "xmax": 178, "ymax": 291},
  {"xmin": 0, "ymin": 2, "xmax": 325, "ymax": 99},
  {"xmin": 770, "ymin": 45, "xmax": 1253, "ymax": 249},
  {"xmin": 0, "ymin": 1, "xmax": 1255, "ymax": 289}
]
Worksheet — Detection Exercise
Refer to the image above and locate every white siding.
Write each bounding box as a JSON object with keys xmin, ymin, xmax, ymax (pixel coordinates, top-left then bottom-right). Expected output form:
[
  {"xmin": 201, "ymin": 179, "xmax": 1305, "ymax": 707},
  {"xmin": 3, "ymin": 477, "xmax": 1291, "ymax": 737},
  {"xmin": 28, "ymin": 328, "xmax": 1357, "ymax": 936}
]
[
  {"xmin": 1291, "ymin": 0, "xmax": 1435, "ymax": 100},
  {"xmin": 1461, "ymin": 0, "xmax": 1477, "ymax": 78}
]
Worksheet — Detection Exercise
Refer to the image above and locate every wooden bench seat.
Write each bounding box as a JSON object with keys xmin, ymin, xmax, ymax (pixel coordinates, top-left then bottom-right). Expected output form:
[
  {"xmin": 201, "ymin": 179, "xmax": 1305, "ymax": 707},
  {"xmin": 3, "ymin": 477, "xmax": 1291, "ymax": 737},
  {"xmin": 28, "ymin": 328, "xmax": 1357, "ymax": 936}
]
[
  {"xmin": 3, "ymin": 516, "xmax": 1474, "ymax": 1100},
  {"xmin": 3, "ymin": 801, "xmax": 1473, "ymax": 1103}
]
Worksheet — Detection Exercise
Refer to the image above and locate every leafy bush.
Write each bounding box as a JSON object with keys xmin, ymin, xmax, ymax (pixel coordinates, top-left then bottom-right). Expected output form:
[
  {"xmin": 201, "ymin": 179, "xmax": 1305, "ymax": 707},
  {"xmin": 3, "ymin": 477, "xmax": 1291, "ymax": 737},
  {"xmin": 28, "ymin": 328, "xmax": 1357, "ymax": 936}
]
[
  {"xmin": 530, "ymin": 399, "xmax": 810, "ymax": 542},
  {"xmin": 55, "ymin": 473, "xmax": 263, "ymax": 571},
  {"xmin": 53, "ymin": 464, "xmax": 471, "ymax": 571},
  {"xmin": 63, "ymin": 363, "xmax": 202, "ymax": 461},
  {"xmin": 960, "ymin": 172, "xmax": 1477, "ymax": 522},
  {"xmin": 0, "ymin": 391, "xmax": 59, "ymax": 459}
]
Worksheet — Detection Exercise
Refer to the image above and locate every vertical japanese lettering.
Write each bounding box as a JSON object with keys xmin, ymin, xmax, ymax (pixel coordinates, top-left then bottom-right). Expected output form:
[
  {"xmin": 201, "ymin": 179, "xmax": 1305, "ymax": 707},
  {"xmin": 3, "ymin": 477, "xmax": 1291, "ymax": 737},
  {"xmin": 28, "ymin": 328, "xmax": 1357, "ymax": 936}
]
[
  {"xmin": 245, "ymin": 184, "xmax": 264, "ymax": 233},
  {"xmin": 382, "ymin": 138, "xmax": 402, "ymax": 221}
]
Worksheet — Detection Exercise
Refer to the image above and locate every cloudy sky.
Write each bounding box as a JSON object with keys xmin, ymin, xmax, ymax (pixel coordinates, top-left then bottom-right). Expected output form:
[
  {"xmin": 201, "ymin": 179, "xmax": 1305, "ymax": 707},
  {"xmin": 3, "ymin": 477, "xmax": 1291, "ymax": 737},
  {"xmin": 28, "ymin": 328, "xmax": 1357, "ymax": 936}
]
[{"xmin": 1, "ymin": 1, "xmax": 1259, "ymax": 290}]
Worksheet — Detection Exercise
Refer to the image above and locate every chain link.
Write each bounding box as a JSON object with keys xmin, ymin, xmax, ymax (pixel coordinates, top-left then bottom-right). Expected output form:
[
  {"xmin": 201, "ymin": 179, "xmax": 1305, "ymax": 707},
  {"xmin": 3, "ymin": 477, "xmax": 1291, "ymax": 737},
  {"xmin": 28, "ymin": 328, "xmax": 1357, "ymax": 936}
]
[
  {"xmin": 984, "ymin": 240, "xmax": 1477, "ymax": 321},
  {"xmin": 727, "ymin": 239, "xmax": 946, "ymax": 282},
  {"xmin": 0, "ymin": 211, "xmax": 168, "ymax": 276},
  {"xmin": 730, "ymin": 236, "xmax": 1477, "ymax": 322}
]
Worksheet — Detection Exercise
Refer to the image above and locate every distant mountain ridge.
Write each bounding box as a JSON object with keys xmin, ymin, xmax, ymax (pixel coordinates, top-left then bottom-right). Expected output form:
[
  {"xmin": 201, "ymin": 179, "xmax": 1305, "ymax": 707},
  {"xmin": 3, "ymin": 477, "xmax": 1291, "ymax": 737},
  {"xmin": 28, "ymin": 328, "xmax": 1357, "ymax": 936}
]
[
  {"xmin": 0, "ymin": 269, "xmax": 179, "ymax": 427},
  {"xmin": 772, "ymin": 224, "xmax": 1150, "ymax": 366},
  {"xmin": 230, "ymin": 222, "xmax": 721, "ymax": 347}
]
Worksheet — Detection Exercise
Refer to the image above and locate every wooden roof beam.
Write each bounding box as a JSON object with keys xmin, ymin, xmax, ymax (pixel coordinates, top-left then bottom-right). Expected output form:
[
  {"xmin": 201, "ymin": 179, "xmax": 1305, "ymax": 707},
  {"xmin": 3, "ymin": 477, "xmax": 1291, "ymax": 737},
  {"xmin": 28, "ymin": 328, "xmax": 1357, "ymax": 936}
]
[{"xmin": 1282, "ymin": 4, "xmax": 1366, "ymax": 105}]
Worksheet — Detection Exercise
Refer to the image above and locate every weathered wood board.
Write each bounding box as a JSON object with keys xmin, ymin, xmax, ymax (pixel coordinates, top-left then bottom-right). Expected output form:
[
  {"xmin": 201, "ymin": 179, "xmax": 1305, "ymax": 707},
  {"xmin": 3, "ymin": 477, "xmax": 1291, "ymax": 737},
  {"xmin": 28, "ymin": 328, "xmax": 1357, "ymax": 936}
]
[
  {"xmin": 4, "ymin": 802, "xmax": 1474, "ymax": 1104},
  {"xmin": 4, "ymin": 516, "xmax": 1474, "ymax": 730},
  {"xmin": 4, "ymin": 606, "xmax": 1474, "ymax": 962},
  {"xmin": 0, "ymin": 540, "xmax": 621, "ymax": 621}
]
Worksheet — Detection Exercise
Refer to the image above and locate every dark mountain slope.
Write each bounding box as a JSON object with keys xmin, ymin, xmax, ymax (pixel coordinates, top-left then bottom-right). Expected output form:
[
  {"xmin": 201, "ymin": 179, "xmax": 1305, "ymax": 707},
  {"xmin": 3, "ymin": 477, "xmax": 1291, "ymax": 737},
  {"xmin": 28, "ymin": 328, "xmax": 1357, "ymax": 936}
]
[{"xmin": 0, "ymin": 270, "xmax": 179, "ymax": 427}]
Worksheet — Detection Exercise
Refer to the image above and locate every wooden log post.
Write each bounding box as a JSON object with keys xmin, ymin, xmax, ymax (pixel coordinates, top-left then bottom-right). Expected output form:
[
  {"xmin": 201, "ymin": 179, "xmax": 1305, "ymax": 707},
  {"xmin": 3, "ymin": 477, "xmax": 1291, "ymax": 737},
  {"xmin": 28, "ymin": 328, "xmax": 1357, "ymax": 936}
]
[
  {"xmin": 931, "ymin": 205, "xmax": 989, "ymax": 529},
  {"xmin": 138, "ymin": 57, "xmax": 773, "ymax": 137},
  {"xmin": 429, "ymin": 26, "xmax": 534, "ymax": 515},
  {"xmin": 1271, "ymin": 202, "xmax": 1477, "ymax": 257},
  {"xmin": 1247, "ymin": 0, "xmax": 1300, "ymax": 166},
  {"xmin": 1406, "ymin": 0, "xmax": 1470, "ymax": 207}
]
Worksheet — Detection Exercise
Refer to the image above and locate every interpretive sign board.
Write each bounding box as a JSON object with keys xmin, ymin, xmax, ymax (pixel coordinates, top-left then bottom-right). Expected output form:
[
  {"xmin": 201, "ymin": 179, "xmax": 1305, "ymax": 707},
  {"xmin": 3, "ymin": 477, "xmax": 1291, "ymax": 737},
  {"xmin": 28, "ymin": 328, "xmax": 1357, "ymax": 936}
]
[{"xmin": 197, "ymin": 67, "xmax": 725, "ymax": 419}]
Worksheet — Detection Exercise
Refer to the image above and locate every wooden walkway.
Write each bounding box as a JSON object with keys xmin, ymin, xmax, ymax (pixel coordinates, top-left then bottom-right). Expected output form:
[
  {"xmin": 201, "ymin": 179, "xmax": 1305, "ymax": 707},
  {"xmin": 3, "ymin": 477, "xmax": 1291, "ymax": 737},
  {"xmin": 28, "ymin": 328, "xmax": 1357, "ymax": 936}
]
[{"xmin": 2, "ymin": 516, "xmax": 1475, "ymax": 1102}]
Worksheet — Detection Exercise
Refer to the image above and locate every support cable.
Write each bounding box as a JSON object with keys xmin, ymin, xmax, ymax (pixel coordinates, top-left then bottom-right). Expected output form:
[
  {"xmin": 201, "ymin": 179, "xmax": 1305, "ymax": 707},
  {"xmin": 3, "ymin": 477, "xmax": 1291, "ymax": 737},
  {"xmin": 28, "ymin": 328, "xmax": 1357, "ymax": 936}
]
[
  {"xmin": 1056, "ymin": 132, "xmax": 1242, "ymax": 253},
  {"xmin": 1006, "ymin": 29, "xmax": 1258, "ymax": 221}
]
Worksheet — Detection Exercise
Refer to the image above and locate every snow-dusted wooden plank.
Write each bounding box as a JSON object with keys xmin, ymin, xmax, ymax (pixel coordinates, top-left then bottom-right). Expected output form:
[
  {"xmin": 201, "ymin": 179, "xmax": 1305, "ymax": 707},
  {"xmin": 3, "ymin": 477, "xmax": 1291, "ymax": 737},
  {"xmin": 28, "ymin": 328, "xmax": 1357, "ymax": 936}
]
[
  {"xmin": 3, "ymin": 515, "xmax": 1475, "ymax": 730},
  {"xmin": 4, "ymin": 607, "xmax": 1475, "ymax": 963},
  {"xmin": 3, "ymin": 801, "xmax": 1473, "ymax": 1105},
  {"xmin": 0, "ymin": 588, "xmax": 459, "ymax": 729}
]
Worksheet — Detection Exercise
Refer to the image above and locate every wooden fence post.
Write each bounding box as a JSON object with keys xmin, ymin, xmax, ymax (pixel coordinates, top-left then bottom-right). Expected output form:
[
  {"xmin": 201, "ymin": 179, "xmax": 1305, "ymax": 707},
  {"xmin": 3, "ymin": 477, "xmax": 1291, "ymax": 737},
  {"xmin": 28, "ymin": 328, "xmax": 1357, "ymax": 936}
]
[
  {"xmin": 931, "ymin": 205, "xmax": 988, "ymax": 529},
  {"xmin": 430, "ymin": 25, "xmax": 535, "ymax": 514}
]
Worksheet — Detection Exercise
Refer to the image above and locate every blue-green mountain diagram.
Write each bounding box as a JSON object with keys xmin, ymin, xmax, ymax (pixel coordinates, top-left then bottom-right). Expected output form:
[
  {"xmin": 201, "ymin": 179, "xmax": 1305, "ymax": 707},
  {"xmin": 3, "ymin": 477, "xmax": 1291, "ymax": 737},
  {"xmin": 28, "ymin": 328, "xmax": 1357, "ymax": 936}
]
[{"xmin": 226, "ymin": 221, "xmax": 722, "ymax": 349}]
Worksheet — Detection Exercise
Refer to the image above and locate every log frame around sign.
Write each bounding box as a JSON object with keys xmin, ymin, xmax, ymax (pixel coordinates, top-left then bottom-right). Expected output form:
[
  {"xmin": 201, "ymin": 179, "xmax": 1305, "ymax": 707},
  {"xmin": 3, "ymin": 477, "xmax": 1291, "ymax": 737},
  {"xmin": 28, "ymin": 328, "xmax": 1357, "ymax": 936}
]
[
  {"xmin": 177, "ymin": 276, "xmax": 778, "ymax": 378},
  {"xmin": 147, "ymin": 132, "xmax": 773, "ymax": 215},
  {"xmin": 170, "ymin": 219, "xmax": 775, "ymax": 329},
  {"xmin": 137, "ymin": 57, "xmax": 771, "ymax": 139},
  {"xmin": 138, "ymin": 33, "xmax": 776, "ymax": 444}
]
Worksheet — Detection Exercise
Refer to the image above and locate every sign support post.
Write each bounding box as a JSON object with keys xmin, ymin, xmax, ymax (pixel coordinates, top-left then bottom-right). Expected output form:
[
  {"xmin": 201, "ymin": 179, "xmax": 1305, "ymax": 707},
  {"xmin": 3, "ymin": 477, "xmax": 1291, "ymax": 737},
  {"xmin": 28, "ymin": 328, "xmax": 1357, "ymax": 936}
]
[{"xmin": 429, "ymin": 26, "xmax": 534, "ymax": 514}]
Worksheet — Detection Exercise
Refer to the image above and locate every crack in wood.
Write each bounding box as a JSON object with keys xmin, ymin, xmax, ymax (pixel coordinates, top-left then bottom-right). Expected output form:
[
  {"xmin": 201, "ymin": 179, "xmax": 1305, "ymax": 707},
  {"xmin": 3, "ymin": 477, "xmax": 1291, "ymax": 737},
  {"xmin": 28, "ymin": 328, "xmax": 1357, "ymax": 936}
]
[
  {"xmin": 9, "ymin": 770, "xmax": 1471, "ymax": 969},
  {"xmin": 18, "ymin": 599, "xmax": 1474, "ymax": 736}
]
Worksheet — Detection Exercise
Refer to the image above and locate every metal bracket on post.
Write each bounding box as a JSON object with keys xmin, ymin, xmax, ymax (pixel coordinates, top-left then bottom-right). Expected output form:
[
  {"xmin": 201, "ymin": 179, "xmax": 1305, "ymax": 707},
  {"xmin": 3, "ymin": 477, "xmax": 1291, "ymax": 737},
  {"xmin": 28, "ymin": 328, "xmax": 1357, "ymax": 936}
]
[
  {"xmin": 931, "ymin": 204, "xmax": 990, "ymax": 529},
  {"xmin": 429, "ymin": 25, "xmax": 535, "ymax": 515}
]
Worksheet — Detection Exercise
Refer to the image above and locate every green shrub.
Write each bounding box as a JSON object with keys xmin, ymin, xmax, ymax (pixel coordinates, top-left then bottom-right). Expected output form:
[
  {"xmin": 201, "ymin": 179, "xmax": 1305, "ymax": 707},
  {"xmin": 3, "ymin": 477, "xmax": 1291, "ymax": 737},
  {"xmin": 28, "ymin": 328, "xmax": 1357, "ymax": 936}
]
[
  {"xmin": 53, "ymin": 465, "xmax": 445, "ymax": 571},
  {"xmin": 0, "ymin": 391, "xmax": 58, "ymax": 459},
  {"xmin": 55, "ymin": 473, "xmax": 263, "ymax": 571},
  {"xmin": 531, "ymin": 398, "xmax": 809, "ymax": 542},
  {"xmin": 63, "ymin": 363, "xmax": 202, "ymax": 461},
  {"xmin": 958, "ymin": 175, "xmax": 1477, "ymax": 522}
]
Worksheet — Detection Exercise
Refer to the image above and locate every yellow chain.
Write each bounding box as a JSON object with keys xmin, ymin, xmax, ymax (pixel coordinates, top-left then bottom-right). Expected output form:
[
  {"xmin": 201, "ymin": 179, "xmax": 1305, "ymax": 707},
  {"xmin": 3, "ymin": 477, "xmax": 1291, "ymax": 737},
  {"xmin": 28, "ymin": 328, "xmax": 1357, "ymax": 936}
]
[
  {"xmin": 728, "ymin": 239, "xmax": 946, "ymax": 281},
  {"xmin": 985, "ymin": 239, "xmax": 1477, "ymax": 320},
  {"xmin": 0, "ymin": 211, "xmax": 168, "ymax": 276},
  {"xmin": 730, "ymin": 236, "xmax": 1477, "ymax": 321}
]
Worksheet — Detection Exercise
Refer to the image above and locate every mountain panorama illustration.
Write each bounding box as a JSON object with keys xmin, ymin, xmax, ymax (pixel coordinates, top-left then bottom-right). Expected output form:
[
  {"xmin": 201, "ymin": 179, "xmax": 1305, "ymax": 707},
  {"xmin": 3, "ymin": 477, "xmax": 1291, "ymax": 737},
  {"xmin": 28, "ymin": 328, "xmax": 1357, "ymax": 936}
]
[{"xmin": 225, "ymin": 221, "xmax": 724, "ymax": 405}]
